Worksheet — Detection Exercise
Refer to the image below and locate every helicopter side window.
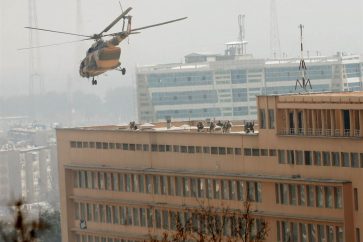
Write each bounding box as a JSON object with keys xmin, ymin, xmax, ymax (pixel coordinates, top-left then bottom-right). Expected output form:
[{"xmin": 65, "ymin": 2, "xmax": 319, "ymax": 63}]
[{"xmin": 87, "ymin": 48, "xmax": 93, "ymax": 54}]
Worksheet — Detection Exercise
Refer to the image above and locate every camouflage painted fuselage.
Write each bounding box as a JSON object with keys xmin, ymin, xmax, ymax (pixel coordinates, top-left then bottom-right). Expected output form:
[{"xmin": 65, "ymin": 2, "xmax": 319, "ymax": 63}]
[{"xmin": 79, "ymin": 33, "xmax": 128, "ymax": 78}]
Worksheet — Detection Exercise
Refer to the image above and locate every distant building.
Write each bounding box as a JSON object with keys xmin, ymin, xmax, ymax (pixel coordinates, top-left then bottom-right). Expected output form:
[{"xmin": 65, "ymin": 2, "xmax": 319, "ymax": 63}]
[
  {"xmin": 0, "ymin": 149, "xmax": 22, "ymax": 203},
  {"xmin": 58, "ymin": 91, "xmax": 363, "ymax": 242},
  {"xmin": 136, "ymin": 48, "xmax": 362, "ymax": 122}
]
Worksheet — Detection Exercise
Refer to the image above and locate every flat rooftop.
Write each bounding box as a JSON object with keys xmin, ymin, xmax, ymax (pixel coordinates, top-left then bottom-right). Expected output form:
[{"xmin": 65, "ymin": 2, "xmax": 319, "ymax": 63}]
[
  {"xmin": 59, "ymin": 120, "xmax": 258, "ymax": 135},
  {"xmin": 274, "ymin": 91, "xmax": 363, "ymax": 104}
]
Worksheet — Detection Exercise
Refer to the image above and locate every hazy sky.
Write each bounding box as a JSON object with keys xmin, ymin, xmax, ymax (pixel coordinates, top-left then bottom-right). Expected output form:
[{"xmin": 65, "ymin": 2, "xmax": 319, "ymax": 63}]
[{"xmin": 0, "ymin": 0, "xmax": 362, "ymax": 97}]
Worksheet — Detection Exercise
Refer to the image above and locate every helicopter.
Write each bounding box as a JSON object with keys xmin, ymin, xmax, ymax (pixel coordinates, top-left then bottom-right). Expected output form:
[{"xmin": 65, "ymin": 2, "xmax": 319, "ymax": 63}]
[{"xmin": 22, "ymin": 7, "xmax": 187, "ymax": 85}]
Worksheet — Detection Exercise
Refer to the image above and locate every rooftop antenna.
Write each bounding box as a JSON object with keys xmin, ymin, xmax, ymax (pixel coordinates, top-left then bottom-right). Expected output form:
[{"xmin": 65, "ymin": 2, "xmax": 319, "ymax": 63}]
[
  {"xmin": 270, "ymin": 0, "xmax": 281, "ymax": 59},
  {"xmin": 238, "ymin": 14, "xmax": 246, "ymax": 55},
  {"xmin": 295, "ymin": 24, "xmax": 312, "ymax": 91}
]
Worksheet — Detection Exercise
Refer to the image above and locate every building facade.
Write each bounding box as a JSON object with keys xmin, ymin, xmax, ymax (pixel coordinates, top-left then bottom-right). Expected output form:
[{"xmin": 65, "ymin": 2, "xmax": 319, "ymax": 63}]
[
  {"xmin": 136, "ymin": 52, "xmax": 363, "ymax": 123},
  {"xmin": 57, "ymin": 91, "xmax": 363, "ymax": 242}
]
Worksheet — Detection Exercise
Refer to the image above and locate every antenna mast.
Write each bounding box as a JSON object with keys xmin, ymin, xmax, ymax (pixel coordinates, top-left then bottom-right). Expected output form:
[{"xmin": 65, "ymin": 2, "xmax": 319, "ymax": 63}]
[
  {"xmin": 28, "ymin": 0, "xmax": 43, "ymax": 118},
  {"xmin": 238, "ymin": 14, "xmax": 247, "ymax": 55},
  {"xmin": 295, "ymin": 24, "xmax": 312, "ymax": 91},
  {"xmin": 270, "ymin": 0, "xmax": 281, "ymax": 59}
]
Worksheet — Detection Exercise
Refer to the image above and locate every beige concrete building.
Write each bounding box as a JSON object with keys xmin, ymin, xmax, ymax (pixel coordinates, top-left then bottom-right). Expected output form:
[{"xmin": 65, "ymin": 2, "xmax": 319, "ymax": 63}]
[{"xmin": 57, "ymin": 91, "xmax": 363, "ymax": 242}]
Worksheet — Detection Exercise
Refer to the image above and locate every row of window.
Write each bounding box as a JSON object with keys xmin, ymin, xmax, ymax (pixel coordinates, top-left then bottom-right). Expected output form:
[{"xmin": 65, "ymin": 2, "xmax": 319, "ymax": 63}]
[
  {"xmin": 278, "ymin": 150, "xmax": 363, "ymax": 168},
  {"xmin": 76, "ymin": 235, "xmax": 138, "ymax": 242},
  {"xmin": 75, "ymin": 201, "xmax": 264, "ymax": 237},
  {"xmin": 70, "ymin": 141, "xmax": 243, "ymax": 156},
  {"xmin": 275, "ymin": 183, "xmax": 343, "ymax": 209},
  {"xmin": 74, "ymin": 170, "xmax": 262, "ymax": 202},
  {"xmin": 276, "ymin": 221, "xmax": 344, "ymax": 242}
]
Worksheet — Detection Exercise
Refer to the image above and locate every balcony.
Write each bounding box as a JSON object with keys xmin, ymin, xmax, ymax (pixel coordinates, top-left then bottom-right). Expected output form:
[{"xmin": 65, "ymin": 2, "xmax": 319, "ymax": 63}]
[{"xmin": 278, "ymin": 128, "xmax": 361, "ymax": 138}]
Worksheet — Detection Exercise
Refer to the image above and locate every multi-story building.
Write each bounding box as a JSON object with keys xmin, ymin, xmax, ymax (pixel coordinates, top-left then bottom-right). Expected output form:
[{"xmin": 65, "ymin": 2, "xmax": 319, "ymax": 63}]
[
  {"xmin": 0, "ymin": 148, "xmax": 22, "ymax": 203},
  {"xmin": 136, "ymin": 49, "xmax": 362, "ymax": 123},
  {"xmin": 57, "ymin": 91, "xmax": 363, "ymax": 242}
]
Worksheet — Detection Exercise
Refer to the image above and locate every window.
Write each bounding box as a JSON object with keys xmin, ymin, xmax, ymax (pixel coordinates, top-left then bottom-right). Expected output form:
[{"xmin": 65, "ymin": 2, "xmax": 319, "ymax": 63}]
[
  {"xmin": 289, "ymin": 184, "xmax": 297, "ymax": 205},
  {"xmin": 122, "ymin": 143, "xmax": 129, "ymax": 150},
  {"xmin": 307, "ymin": 185, "xmax": 315, "ymax": 207},
  {"xmin": 113, "ymin": 206, "xmax": 119, "ymax": 224},
  {"xmin": 342, "ymin": 152, "xmax": 350, "ymax": 167},
  {"xmin": 146, "ymin": 175, "xmax": 152, "ymax": 194},
  {"xmin": 151, "ymin": 144, "xmax": 158, "ymax": 152},
  {"xmin": 83, "ymin": 142, "xmax": 89, "ymax": 148},
  {"xmin": 352, "ymin": 153, "xmax": 359, "ymax": 168},
  {"xmin": 155, "ymin": 209, "xmax": 161, "ymax": 228},
  {"xmin": 211, "ymin": 147, "xmax": 218, "ymax": 155},
  {"xmin": 70, "ymin": 141, "xmax": 77, "ymax": 148},
  {"xmin": 173, "ymin": 145, "xmax": 179, "ymax": 152},
  {"xmin": 133, "ymin": 208, "xmax": 139, "ymax": 226},
  {"xmin": 304, "ymin": 151, "xmax": 312, "ymax": 165},
  {"xmin": 261, "ymin": 149, "xmax": 268, "ymax": 156},
  {"xmin": 235, "ymin": 148, "xmax": 242, "ymax": 155},
  {"xmin": 96, "ymin": 142, "xmax": 102, "ymax": 149},
  {"xmin": 76, "ymin": 141, "xmax": 82, "ymax": 148},
  {"xmin": 287, "ymin": 150, "xmax": 295, "ymax": 164},
  {"xmin": 269, "ymin": 149, "xmax": 276, "ymax": 156},
  {"xmin": 188, "ymin": 146, "xmax": 195, "ymax": 153},
  {"xmin": 316, "ymin": 186, "xmax": 324, "ymax": 208},
  {"xmin": 237, "ymin": 181, "xmax": 244, "ymax": 201},
  {"xmin": 102, "ymin": 142, "xmax": 108, "ymax": 149},
  {"xmin": 323, "ymin": 152, "xmax": 331, "ymax": 166},
  {"xmin": 317, "ymin": 224, "xmax": 325, "ymax": 242},
  {"xmin": 296, "ymin": 151, "xmax": 303, "ymax": 165},
  {"xmin": 298, "ymin": 185, "xmax": 306, "ymax": 206},
  {"xmin": 259, "ymin": 109, "xmax": 266, "ymax": 129},
  {"xmin": 335, "ymin": 187, "xmax": 342, "ymax": 208},
  {"xmin": 213, "ymin": 179, "xmax": 220, "ymax": 199},
  {"xmin": 268, "ymin": 109, "xmax": 275, "ymax": 129},
  {"xmin": 247, "ymin": 182, "xmax": 256, "ymax": 201},
  {"xmin": 140, "ymin": 208, "xmax": 146, "ymax": 227},
  {"xmin": 153, "ymin": 176, "xmax": 160, "ymax": 194},
  {"xmin": 325, "ymin": 187, "xmax": 333, "ymax": 208},
  {"xmin": 332, "ymin": 152, "xmax": 340, "ymax": 166},
  {"xmin": 129, "ymin": 144, "xmax": 136, "ymax": 151},
  {"xmin": 180, "ymin": 146, "xmax": 187, "ymax": 153},
  {"xmin": 109, "ymin": 143, "xmax": 115, "ymax": 149},
  {"xmin": 196, "ymin": 146, "xmax": 203, "ymax": 153},
  {"xmin": 162, "ymin": 210, "xmax": 169, "ymax": 229},
  {"xmin": 244, "ymin": 148, "xmax": 252, "ymax": 156},
  {"xmin": 203, "ymin": 146, "xmax": 211, "ymax": 154},
  {"xmin": 252, "ymin": 149, "xmax": 260, "ymax": 156},
  {"xmin": 219, "ymin": 147, "xmax": 226, "ymax": 155},
  {"xmin": 314, "ymin": 151, "xmax": 321, "ymax": 166},
  {"xmin": 143, "ymin": 144, "xmax": 149, "ymax": 151},
  {"xmin": 278, "ymin": 150, "xmax": 285, "ymax": 164}
]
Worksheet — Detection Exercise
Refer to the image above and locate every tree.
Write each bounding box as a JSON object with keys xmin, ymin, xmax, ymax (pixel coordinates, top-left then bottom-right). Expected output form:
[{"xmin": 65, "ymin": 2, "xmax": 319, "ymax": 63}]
[
  {"xmin": 0, "ymin": 200, "xmax": 49, "ymax": 242},
  {"xmin": 149, "ymin": 201, "xmax": 269, "ymax": 242}
]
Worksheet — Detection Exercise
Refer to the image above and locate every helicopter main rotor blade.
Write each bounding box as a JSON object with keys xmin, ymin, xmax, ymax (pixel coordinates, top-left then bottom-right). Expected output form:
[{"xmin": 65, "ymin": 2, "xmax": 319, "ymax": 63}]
[
  {"xmin": 99, "ymin": 7, "xmax": 133, "ymax": 35},
  {"xmin": 24, "ymin": 27, "xmax": 92, "ymax": 38},
  {"xmin": 131, "ymin": 17, "xmax": 187, "ymax": 32},
  {"xmin": 18, "ymin": 38, "xmax": 92, "ymax": 50}
]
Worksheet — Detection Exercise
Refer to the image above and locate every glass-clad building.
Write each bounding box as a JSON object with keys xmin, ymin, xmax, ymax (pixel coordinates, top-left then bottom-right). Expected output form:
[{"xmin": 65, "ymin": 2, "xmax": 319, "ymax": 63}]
[{"xmin": 136, "ymin": 52, "xmax": 363, "ymax": 122}]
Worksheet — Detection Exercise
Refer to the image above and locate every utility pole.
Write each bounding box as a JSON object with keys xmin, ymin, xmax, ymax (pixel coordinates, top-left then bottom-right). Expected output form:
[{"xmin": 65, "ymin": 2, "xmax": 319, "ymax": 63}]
[{"xmin": 295, "ymin": 24, "xmax": 312, "ymax": 91}]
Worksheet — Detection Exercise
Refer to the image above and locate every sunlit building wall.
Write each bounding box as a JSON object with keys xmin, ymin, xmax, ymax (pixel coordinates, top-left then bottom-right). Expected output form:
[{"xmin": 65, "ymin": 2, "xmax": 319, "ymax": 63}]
[{"xmin": 58, "ymin": 91, "xmax": 363, "ymax": 242}]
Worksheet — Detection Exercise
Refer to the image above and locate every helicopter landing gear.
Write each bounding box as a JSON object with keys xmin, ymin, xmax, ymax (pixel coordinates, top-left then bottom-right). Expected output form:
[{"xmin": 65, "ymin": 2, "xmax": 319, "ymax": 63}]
[
  {"xmin": 91, "ymin": 78, "xmax": 97, "ymax": 85},
  {"xmin": 121, "ymin": 68, "xmax": 126, "ymax": 75}
]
